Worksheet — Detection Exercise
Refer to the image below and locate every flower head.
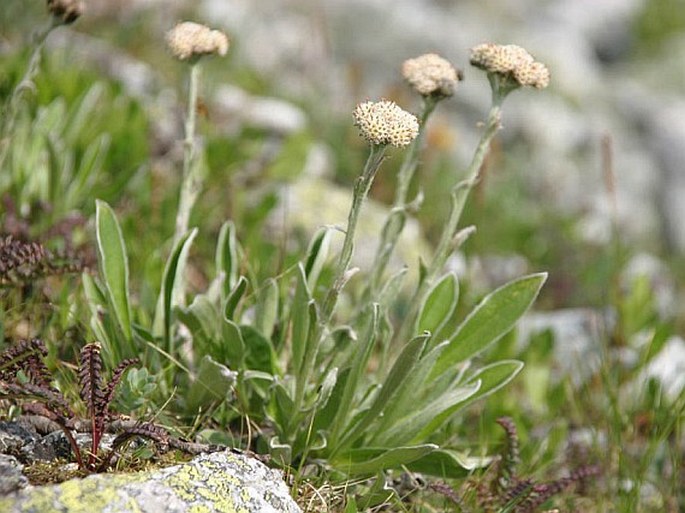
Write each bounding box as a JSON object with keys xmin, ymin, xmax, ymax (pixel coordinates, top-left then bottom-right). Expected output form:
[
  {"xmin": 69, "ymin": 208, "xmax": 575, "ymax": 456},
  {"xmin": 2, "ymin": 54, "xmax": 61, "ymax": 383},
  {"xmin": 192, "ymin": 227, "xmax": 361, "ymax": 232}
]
[
  {"xmin": 470, "ymin": 43, "xmax": 549, "ymax": 89},
  {"xmin": 353, "ymin": 100, "xmax": 419, "ymax": 147},
  {"xmin": 166, "ymin": 22, "xmax": 229, "ymax": 62},
  {"xmin": 47, "ymin": 0, "xmax": 84, "ymax": 24},
  {"xmin": 402, "ymin": 53, "xmax": 462, "ymax": 98}
]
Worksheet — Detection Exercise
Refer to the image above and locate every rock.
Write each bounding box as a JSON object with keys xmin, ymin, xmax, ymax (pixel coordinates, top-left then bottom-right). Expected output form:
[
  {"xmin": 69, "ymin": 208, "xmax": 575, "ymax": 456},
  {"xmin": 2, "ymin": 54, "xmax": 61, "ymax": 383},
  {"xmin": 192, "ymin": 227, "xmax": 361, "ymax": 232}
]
[
  {"xmin": 20, "ymin": 431, "xmax": 73, "ymax": 463},
  {"xmin": 518, "ymin": 308, "xmax": 610, "ymax": 384},
  {"xmin": 214, "ymin": 85, "xmax": 307, "ymax": 135},
  {"xmin": 0, "ymin": 450, "xmax": 301, "ymax": 513},
  {"xmin": 0, "ymin": 421, "xmax": 39, "ymax": 454},
  {"xmin": 0, "ymin": 455, "xmax": 28, "ymax": 495},
  {"xmin": 642, "ymin": 336, "xmax": 685, "ymax": 400}
]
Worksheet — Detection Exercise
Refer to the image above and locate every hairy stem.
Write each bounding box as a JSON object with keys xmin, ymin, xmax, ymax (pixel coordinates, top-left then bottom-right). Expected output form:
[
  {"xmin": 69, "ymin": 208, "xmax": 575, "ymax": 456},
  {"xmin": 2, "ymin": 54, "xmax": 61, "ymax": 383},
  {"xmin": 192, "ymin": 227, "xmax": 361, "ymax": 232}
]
[
  {"xmin": 173, "ymin": 62, "xmax": 201, "ymax": 245},
  {"xmin": 398, "ymin": 97, "xmax": 503, "ymax": 342},
  {"xmin": 366, "ymin": 97, "xmax": 437, "ymax": 300},
  {"xmin": 320, "ymin": 144, "xmax": 387, "ymax": 324}
]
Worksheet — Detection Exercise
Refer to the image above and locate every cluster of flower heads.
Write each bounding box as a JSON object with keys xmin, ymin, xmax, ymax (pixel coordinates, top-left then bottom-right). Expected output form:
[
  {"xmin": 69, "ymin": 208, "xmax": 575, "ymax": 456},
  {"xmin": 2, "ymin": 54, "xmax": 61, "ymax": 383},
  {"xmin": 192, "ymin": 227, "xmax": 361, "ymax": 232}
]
[
  {"xmin": 166, "ymin": 22, "xmax": 230, "ymax": 62},
  {"xmin": 47, "ymin": 0, "xmax": 84, "ymax": 24},
  {"xmin": 401, "ymin": 53, "xmax": 462, "ymax": 98},
  {"xmin": 353, "ymin": 100, "xmax": 419, "ymax": 147},
  {"xmin": 469, "ymin": 43, "xmax": 550, "ymax": 89}
]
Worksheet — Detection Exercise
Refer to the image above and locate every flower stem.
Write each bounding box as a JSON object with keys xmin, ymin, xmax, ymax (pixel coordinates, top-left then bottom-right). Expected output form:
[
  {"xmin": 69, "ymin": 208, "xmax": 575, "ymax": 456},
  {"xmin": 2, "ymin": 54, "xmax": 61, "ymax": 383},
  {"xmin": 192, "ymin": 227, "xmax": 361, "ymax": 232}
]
[
  {"xmin": 366, "ymin": 97, "xmax": 437, "ymax": 299},
  {"xmin": 398, "ymin": 98, "xmax": 503, "ymax": 342},
  {"xmin": 289, "ymin": 145, "xmax": 387, "ymax": 433},
  {"xmin": 321, "ymin": 144, "xmax": 387, "ymax": 324},
  {"xmin": 173, "ymin": 62, "xmax": 201, "ymax": 244}
]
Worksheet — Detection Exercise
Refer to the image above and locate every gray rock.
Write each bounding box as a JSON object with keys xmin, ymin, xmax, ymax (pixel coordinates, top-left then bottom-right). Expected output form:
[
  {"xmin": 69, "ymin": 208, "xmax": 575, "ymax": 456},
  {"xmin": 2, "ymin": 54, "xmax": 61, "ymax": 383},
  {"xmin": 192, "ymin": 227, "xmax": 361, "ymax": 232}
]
[
  {"xmin": 0, "ymin": 450, "xmax": 301, "ymax": 513},
  {"xmin": 518, "ymin": 308, "xmax": 610, "ymax": 384},
  {"xmin": 0, "ymin": 455, "xmax": 28, "ymax": 495},
  {"xmin": 0, "ymin": 421, "xmax": 39, "ymax": 454},
  {"xmin": 642, "ymin": 336, "xmax": 685, "ymax": 400}
]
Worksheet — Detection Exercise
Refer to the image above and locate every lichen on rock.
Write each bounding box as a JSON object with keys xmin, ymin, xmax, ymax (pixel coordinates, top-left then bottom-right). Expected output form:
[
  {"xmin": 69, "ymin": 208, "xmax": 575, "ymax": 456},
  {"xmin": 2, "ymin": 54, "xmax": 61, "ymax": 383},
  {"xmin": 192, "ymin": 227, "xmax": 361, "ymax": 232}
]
[{"xmin": 0, "ymin": 450, "xmax": 301, "ymax": 513}]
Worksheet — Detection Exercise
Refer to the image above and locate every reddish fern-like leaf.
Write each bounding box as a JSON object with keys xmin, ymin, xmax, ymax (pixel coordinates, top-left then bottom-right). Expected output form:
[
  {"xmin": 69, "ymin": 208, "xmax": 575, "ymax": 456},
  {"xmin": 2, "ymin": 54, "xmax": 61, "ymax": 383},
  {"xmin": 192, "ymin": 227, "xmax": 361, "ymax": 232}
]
[
  {"xmin": 0, "ymin": 338, "xmax": 48, "ymax": 381},
  {"xmin": 98, "ymin": 422, "xmax": 169, "ymax": 471},
  {"xmin": 495, "ymin": 416, "xmax": 520, "ymax": 493},
  {"xmin": 78, "ymin": 343, "xmax": 106, "ymax": 417},
  {"xmin": 102, "ymin": 358, "xmax": 139, "ymax": 418}
]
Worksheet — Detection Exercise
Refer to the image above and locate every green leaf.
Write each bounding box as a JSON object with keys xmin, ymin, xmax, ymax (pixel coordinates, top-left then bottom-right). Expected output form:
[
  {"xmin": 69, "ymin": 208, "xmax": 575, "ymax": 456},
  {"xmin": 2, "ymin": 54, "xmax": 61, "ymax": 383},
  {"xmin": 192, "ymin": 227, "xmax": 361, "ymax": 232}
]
[
  {"xmin": 221, "ymin": 318, "xmax": 245, "ymax": 367},
  {"xmin": 339, "ymin": 333, "xmax": 429, "ymax": 448},
  {"xmin": 95, "ymin": 200, "xmax": 132, "ymax": 342},
  {"xmin": 382, "ymin": 381, "xmax": 481, "ymax": 445},
  {"xmin": 255, "ymin": 278, "xmax": 279, "ymax": 339},
  {"xmin": 411, "ymin": 360, "xmax": 524, "ymax": 442},
  {"xmin": 304, "ymin": 228, "xmax": 332, "ymax": 290},
  {"xmin": 314, "ymin": 367, "xmax": 338, "ymax": 410},
  {"xmin": 332, "ymin": 444, "xmax": 437, "ymax": 476},
  {"xmin": 405, "ymin": 449, "xmax": 475, "ymax": 478},
  {"xmin": 371, "ymin": 341, "xmax": 449, "ymax": 442},
  {"xmin": 176, "ymin": 294, "xmax": 221, "ymax": 354},
  {"xmin": 186, "ymin": 355, "xmax": 237, "ymax": 413},
  {"xmin": 378, "ymin": 267, "xmax": 408, "ymax": 307},
  {"xmin": 67, "ymin": 134, "xmax": 109, "ymax": 210},
  {"xmin": 432, "ymin": 273, "xmax": 546, "ymax": 378},
  {"xmin": 327, "ymin": 305, "xmax": 379, "ymax": 451},
  {"xmin": 417, "ymin": 273, "xmax": 459, "ymax": 339},
  {"xmin": 343, "ymin": 497, "xmax": 358, "ymax": 513},
  {"xmin": 460, "ymin": 360, "xmax": 525, "ymax": 409},
  {"xmin": 291, "ymin": 264, "xmax": 312, "ymax": 378},
  {"xmin": 155, "ymin": 228, "xmax": 198, "ymax": 351},
  {"xmin": 241, "ymin": 325, "xmax": 276, "ymax": 374},
  {"xmin": 224, "ymin": 276, "xmax": 248, "ymax": 321},
  {"xmin": 313, "ymin": 368, "xmax": 348, "ymax": 434},
  {"xmin": 216, "ymin": 221, "xmax": 239, "ymax": 300},
  {"xmin": 272, "ymin": 381, "xmax": 295, "ymax": 428}
]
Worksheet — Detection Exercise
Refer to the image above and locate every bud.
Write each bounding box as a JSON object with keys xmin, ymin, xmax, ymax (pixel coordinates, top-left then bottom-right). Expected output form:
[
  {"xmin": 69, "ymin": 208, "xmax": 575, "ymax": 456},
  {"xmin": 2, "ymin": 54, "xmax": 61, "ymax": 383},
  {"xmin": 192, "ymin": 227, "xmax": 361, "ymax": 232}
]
[
  {"xmin": 353, "ymin": 100, "xmax": 419, "ymax": 148},
  {"xmin": 166, "ymin": 22, "xmax": 230, "ymax": 62}
]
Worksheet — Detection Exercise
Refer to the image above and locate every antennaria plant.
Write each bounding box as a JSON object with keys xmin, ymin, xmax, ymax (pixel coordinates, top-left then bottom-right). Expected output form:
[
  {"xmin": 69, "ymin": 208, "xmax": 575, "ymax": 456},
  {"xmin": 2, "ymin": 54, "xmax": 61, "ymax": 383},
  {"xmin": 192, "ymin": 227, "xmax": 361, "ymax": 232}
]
[{"xmin": 86, "ymin": 38, "xmax": 550, "ymax": 485}]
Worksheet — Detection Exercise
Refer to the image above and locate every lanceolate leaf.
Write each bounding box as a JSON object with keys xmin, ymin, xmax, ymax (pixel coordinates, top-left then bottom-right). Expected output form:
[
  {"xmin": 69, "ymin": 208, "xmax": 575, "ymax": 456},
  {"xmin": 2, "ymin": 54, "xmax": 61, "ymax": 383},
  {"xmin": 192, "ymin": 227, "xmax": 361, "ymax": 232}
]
[
  {"xmin": 328, "ymin": 305, "xmax": 379, "ymax": 451},
  {"xmin": 332, "ymin": 444, "xmax": 438, "ymax": 476},
  {"xmin": 216, "ymin": 221, "xmax": 239, "ymax": 300},
  {"xmin": 371, "ymin": 340, "xmax": 449, "ymax": 441},
  {"xmin": 304, "ymin": 228, "xmax": 332, "ymax": 290},
  {"xmin": 431, "ymin": 273, "xmax": 546, "ymax": 378},
  {"xmin": 95, "ymin": 200, "xmax": 132, "ymax": 341},
  {"xmin": 379, "ymin": 381, "xmax": 481, "ymax": 445},
  {"xmin": 459, "ymin": 360, "xmax": 525, "ymax": 409},
  {"xmin": 255, "ymin": 278, "xmax": 279, "ymax": 339},
  {"xmin": 291, "ymin": 264, "xmax": 312, "ymax": 378},
  {"xmin": 224, "ymin": 276, "xmax": 248, "ymax": 321},
  {"xmin": 406, "ymin": 448, "xmax": 478, "ymax": 478},
  {"xmin": 340, "ymin": 333, "xmax": 429, "ymax": 448},
  {"xmin": 155, "ymin": 228, "xmax": 198, "ymax": 350},
  {"xmin": 417, "ymin": 273, "xmax": 459, "ymax": 339},
  {"xmin": 413, "ymin": 360, "xmax": 524, "ymax": 442}
]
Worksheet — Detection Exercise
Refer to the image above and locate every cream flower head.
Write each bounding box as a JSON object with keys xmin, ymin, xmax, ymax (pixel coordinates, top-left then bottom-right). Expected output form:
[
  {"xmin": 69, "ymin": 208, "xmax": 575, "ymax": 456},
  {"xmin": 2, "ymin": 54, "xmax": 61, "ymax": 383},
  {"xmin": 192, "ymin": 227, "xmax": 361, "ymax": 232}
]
[
  {"xmin": 402, "ymin": 53, "xmax": 461, "ymax": 97},
  {"xmin": 47, "ymin": 0, "xmax": 84, "ymax": 24},
  {"xmin": 470, "ymin": 43, "xmax": 550, "ymax": 89},
  {"xmin": 353, "ymin": 100, "xmax": 419, "ymax": 147},
  {"xmin": 166, "ymin": 22, "xmax": 229, "ymax": 62}
]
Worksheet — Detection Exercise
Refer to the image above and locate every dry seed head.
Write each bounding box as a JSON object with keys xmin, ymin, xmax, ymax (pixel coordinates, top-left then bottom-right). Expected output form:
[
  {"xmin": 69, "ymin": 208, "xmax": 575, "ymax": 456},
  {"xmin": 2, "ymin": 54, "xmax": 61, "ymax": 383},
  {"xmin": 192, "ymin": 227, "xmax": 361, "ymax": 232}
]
[
  {"xmin": 353, "ymin": 100, "xmax": 419, "ymax": 147},
  {"xmin": 47, "ymin": 0, "xmax": 84, "ymax": 24},
  {"xmin": 402, "ymin": 53, "xmax": 461, "ymax": 97},
  {"xmin": 166, "ymin": 22, "xmax": 229, "ymax": 62},
  {"xmin": 470, "ymin": 43, "xmax": 550, "ymax": 89}
]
